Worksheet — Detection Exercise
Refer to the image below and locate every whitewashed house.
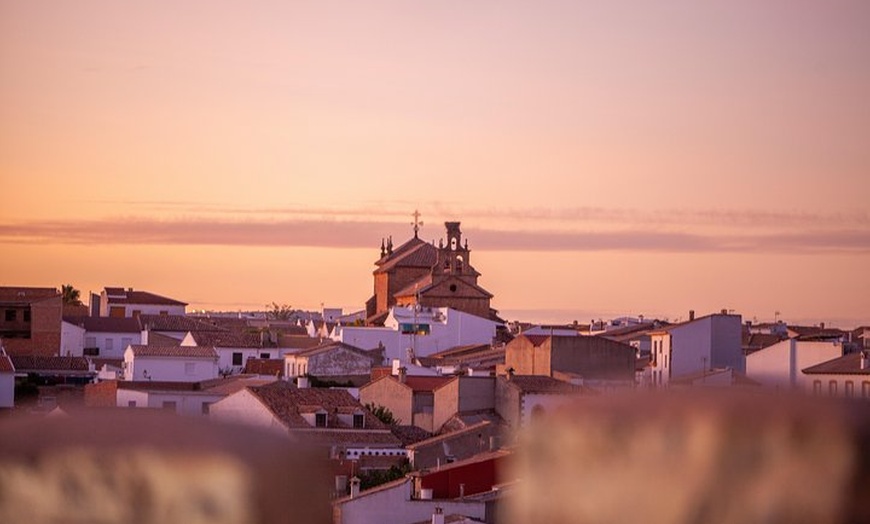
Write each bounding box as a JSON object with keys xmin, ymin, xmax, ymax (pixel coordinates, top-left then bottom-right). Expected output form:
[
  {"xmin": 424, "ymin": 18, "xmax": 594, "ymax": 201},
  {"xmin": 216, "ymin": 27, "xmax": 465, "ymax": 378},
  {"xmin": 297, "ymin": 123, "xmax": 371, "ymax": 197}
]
[
  {"xmin": 123, "ymin": 345, "xmax": 219, "ymax": 382},
  {"xmin": 61, "ymin": 317, "xmax": 141, "ymax": 358},
  {"xmin": 116, "ymin": 376, "xmax": 277, "ymax": 415},
  {"xmin": 746, "ymin": 339, "xmax": 843, "ymax": 390},
  {"xmin": 181, "ymin": 330, "xmax": 280, "ymax": 375},
  {"xmin": 648, "ymin": 312, "xmax": 744, "ymax": 387},
  {"xmin": 98, "ymin": 287, "xmax": 187, "ymax": 318},
  {"xmin": 0, "ymin": 348, "xmax": 14, "ymax": 408},
  {"xmin": 802, "ymin": 351, "xmax": 870, "ymax": 399},
  {"xmin": 333, "ymin": 306, "xmax": 500, "ymax": 364},
  {"xmin": 284, "ymin": 341, "xmax": 381, "ymax": 382}
]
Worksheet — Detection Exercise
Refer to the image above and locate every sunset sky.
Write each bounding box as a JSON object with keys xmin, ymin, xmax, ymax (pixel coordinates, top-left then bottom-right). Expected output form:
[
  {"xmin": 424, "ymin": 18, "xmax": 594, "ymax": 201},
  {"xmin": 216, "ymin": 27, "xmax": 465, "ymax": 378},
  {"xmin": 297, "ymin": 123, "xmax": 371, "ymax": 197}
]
[{"xmin": 1, "ymin": 1, "xmax": 868, "ymax": 326}]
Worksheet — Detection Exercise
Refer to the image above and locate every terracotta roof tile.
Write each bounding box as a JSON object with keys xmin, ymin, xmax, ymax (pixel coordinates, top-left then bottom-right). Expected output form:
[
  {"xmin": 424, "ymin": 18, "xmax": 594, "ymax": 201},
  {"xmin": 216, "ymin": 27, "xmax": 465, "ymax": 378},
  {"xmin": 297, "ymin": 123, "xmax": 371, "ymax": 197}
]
[
  {"xmin": 128, "ymin": 345, "xmax": 218, "ymax": 359},
  {"xmin": 105, "ymin": 288, "xmax": 187, "ymax": 306},
  {"xmin": 138, "ymin": 314, "xmax": 228, "ymax": 333},
  {"xmin": 0, "ymin": 286, "xmax": 60, "ymax": 303},
  {"xmin": 190, "ymin": 330, "xmax": 264, "ymax": 348},
  {"xmin": 802, "ymin": 352, "xmax": 870, "ymax": 375},
  {"xmin": 505, "ymin": 375, "xmax": 589, "ymax": 394},
  {"xmin": 10, "ymin": 355, "xmax": 90, "ymax": 371}
]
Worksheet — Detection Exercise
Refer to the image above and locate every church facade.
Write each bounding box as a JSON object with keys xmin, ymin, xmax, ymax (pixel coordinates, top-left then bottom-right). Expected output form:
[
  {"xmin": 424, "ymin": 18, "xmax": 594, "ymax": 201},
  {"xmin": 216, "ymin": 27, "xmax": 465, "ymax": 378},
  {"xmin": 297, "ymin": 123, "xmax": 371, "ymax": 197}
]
[{"xmin": 365, "ymin": 221, "xmax": 496, "ymax": 325}]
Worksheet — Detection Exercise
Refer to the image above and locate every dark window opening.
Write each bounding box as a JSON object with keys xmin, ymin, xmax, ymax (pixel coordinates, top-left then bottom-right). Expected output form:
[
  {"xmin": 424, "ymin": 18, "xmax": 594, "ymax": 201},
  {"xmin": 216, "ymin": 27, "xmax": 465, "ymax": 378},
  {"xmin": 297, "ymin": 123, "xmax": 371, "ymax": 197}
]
[
  {"xmin": 315, "ymin": 412, "xmax": 327, "ymax": 427},
  {"xmin": 4, "ymin": 310, "xmax": 15, "ymax": 322},
  {"xmin": 353, "ymin": 413, "xmax": 364, "ymax": 428},
  {"xmin": 232, "ymin": 352, "xmax": 243, "ymax": 366}
]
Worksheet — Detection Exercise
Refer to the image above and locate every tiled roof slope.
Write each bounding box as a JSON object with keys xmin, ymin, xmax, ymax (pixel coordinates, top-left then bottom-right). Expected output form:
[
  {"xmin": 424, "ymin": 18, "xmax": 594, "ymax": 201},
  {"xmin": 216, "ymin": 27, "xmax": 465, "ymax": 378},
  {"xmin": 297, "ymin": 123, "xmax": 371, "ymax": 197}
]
[
  {"xmin": 803, "ymin": 352, "xmax": 870, "ymax": 375},
  {"xmin": 0, "ymin": 287, "xmax": 60, "ymax": 303},
  {"xmin": 105, "ymin": 288, "xmax": 187, "ymax": 306},
  {"xmin": 190, "ymin": 331, "xmax": 265, "ymax": 348},
  {"xmin": 247, "ymin": 381, "xmax": 390, "ymax": 430},
  {"xmin": 128, "ymin": 345, "xmax": 217, "ymax": 359},
  {"xmin": 138, "ymin": 314, "xmax": 229, "ymax": 333},
  {"xmin": 10, "ymin": 355, "xmax": 90, "ymax": 371}
]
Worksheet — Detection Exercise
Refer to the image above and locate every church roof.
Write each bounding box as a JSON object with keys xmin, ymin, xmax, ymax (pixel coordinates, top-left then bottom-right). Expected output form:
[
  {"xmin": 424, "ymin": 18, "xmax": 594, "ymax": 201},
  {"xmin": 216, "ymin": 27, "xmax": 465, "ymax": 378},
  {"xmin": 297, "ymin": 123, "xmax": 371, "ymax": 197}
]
[
  {"xmin": 374, "ymin": 238, "xmax": 438, "ymax": 274},
  {"xmin": 393, "ymin": 274, "xmax": 494, "ymax": 300}
]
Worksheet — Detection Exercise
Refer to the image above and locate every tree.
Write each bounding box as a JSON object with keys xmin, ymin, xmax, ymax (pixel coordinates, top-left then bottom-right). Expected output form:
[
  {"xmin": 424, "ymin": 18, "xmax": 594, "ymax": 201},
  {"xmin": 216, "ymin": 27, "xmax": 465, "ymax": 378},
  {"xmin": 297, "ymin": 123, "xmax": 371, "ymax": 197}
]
[
  {"xmin": 365, "ymin": 402, "xmax": 400, "ymax": 426},
  {"xmin": 265, "ymin": 302, "xmax": 293, "ymax": 321},
  {"xmin": 61, "ymin": 284, "xmax": 82, "ymax": 306}
]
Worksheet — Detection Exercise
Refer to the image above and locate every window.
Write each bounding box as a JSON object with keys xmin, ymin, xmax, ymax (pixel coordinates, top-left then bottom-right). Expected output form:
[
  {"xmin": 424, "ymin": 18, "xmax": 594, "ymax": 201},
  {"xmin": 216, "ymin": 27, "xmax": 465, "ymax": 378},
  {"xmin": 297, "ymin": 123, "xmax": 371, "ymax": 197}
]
[
  {"xmin": 23, "ymin": 310, "xmax": 31, "ymax": 322},
  {"xmin": 260, "ymin": 352, "xmax": 271, "ymax": 359},
  {"xmin": 83, "ymin": 347, "xmax": 100, "ymax": 356},
  {"xmin": 109, "ymin": 307, "xmax": 125, "ymax": 318},
  {"xmin": 162, "ymin": 401, "xmax": 177, "ymax": 410},
  {"xmin": 4, "ymin": 310, "xmax": 15, "ymax": 322},
  {"xmin": 105, "ymin": 338, "xmax": 114, "ymax": 352},
  {"xmin": 85, "ymin": 336, "xmax": 97, "ymax": 348},
  {"xmin": 813, "ymin": 380, "xmax": 822, "ymax": 395},
  {"xmin": 128, "ymin": 400, "xmax": 137, "ymax": 407},
  {"xmin": 400, "ymin": 323, "xmax": 430, "ymax": 335},
  {"xmin": 353, "ymin": 413, "xmax": 365, "ymax": 428},
  {"xmin": 829, "ymin": 380, "xmax": 838, "ymax": 396},
  {"xmin": 159, "ymin": 310, "xmax": 169, "ymax": 316},
  {"xmin": 846, "ymin": 381, "xmax": 855, "ymax": 398},
  {"xmin": 232, "ymin": 352, "xmax": 243, "ymax": 366},
  {"xmin": 201, "ymin": 402, "xmax": 212, "ymax": 415},
  {"xmin": 315, "ymin": 412, "xmax": 327, "ymax": 428},
  {"xmin": 184, "ymin": 362, "xmax": 196, "ymax": 375}
]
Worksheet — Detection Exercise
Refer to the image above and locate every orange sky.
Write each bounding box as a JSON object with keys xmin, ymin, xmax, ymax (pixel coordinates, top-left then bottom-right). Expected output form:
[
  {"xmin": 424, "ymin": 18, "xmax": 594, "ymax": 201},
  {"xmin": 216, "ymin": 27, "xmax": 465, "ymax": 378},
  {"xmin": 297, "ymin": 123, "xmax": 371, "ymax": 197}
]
[{"xmin": 1, "ymin": 1, "xmax": 868, "ymax": 326}]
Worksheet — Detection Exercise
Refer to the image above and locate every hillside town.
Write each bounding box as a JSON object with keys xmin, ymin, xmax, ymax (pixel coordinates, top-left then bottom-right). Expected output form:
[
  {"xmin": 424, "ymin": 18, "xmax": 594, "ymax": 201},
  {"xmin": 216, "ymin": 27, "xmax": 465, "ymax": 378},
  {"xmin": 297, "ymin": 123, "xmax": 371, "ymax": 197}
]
[{"xmin": 1, "ymin": 221, "xmax": 868, "ymax": 524}]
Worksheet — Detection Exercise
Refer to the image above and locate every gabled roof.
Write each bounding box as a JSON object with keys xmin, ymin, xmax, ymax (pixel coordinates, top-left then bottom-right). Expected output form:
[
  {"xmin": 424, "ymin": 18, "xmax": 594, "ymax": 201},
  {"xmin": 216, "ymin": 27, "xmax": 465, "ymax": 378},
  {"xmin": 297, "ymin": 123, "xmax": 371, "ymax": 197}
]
[
  {"xmin": 189, "ymin": 330, "xmax": 264, "ymax": 348},
  {"xmin": 104, "ymin": 288, "xmax": 187, "ymax": 306},
  {"xmin": 138, "ymin": 314, "xmax": 228, "ymax": 333},
  {"xmin": 291, "ymin": 341, "xmax": 374, "ymax": 360},
  {"xmin": 243, "ymin": 358, "xmax": 284, "ymax": 377},
  {"xmin": 65, "ymin": 316, "xmax": 141, "ymax": 333},
  {"xmin": 393, "ymin": 274, "xmax": 494, "ymax": 301},
  {"xmin": 127, "ymin": 345, "xmax": 218, "ymax": 359},
  {"xmin": 247, "ymin": 381, "xmax": 391, "ymax": 430},
  {"xmin": 374, "ymin": 238, "xmax": 437, "ymax": 273},
  {"xmin": 802, "ymin": 352, "xmax": 870, "ymax": 375},
  {"xmin": 0, "ymin": 286, "xmax": 60, "ymax": 304},
  {"xmin": 10, "ymin": 355, "xmax": 91, "ymax": 372}
]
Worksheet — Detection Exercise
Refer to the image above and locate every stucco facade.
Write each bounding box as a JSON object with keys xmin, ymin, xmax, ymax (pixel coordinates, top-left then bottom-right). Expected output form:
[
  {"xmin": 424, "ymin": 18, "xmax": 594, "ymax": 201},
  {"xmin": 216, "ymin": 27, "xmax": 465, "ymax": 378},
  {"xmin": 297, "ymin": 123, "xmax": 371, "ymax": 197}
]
[
  {"xmin": 746, "ymin": 339, "xmax": 842, "ymax": 390},
  {"xmin": 504, "ymin": 334, "xmax": 635, "ymax": 382}
]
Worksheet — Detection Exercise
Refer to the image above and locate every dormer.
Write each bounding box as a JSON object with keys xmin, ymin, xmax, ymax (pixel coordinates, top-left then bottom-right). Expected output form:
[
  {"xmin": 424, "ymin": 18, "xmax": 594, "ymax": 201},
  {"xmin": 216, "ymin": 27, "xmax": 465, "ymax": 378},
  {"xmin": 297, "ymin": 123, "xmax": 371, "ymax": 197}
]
[
  {"xmin": 300, "ymin": 406, "xmax": 329, "ymax": 428},
  {"xmin": 337, "ymin": 407, "xmax": 366, "ymax": 429}
]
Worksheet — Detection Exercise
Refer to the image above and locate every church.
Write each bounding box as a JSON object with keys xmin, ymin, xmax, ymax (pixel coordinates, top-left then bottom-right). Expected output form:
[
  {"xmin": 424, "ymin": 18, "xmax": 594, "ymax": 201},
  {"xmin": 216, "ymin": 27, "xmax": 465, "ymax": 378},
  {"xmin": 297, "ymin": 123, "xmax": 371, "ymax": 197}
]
[{"xmin": 365, "ymin": 218, "xmax": 499, "ymax": 325}]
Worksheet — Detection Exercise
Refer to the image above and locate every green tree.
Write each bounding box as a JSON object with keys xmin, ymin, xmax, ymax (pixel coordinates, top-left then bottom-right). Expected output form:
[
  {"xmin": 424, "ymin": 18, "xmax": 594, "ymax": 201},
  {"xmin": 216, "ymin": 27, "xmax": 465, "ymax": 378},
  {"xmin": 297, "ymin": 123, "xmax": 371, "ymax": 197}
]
[
  {"xmin": 365, "ymin": 402, "xmax": 400, "ymax": 426},
  {"xmin": 265, "ymin": 302, "xmax": 293, "ymax": 321},
  {"xmin": 61, "ymin": 284, "xmax": 82, "ymax": 306}
]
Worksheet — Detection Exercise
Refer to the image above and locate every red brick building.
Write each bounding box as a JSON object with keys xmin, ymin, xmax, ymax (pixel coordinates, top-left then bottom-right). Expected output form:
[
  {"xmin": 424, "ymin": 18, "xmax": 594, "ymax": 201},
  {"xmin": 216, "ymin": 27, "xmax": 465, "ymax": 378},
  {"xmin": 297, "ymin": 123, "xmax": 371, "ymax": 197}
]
[
  {"xmin": 0, "ymin": 287, "xmax": 62, "ymax": 357},
  {"xmin": 365, "ymin": 222, "xmax": 496, "ymax": 325}
]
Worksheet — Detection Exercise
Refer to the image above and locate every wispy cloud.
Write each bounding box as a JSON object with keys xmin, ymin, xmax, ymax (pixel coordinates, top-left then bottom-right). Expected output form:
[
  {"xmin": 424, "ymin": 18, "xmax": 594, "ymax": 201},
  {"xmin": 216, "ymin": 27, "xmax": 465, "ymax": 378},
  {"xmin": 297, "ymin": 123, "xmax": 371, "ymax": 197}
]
[{"xmin": 2, "ymin": 216, "xmax": 868, "ymax": 254}]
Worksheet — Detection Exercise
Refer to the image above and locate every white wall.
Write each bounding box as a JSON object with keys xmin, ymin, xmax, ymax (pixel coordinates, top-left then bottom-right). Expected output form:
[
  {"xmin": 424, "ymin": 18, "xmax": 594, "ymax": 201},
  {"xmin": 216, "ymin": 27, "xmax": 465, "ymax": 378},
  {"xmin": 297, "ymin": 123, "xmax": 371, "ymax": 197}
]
[
  {"xmin": 334, "ymin": 478, "xmax": 487, "ymax": 524},
  {"xmin": 60, "ymin": 321, "xmax": 85, "ymax": 357},
  {"xmin": 0, "ymin": 372, "xmax": 14, "ymax": 408},
  {"xmin": 334, "ymin": 307, "xmax": 499, "ymax": 363},
  {"xmin": 86, "ymin": 331, "xmax": 140, "ymax": 359},
  {"xmin": 804, "ymin": 374, "xmax": 870, "ymax": 399},
  {"xmin": 123, "ymin": 350, "xmax": 218, "ymax": 382},
  {"xmin": 669, "ymin": 314, "xmax": 744, "ymax": 379},
  {"xmin": 746, "ymin": 339, "xmax": 842, "ymax": 390},
  {"xmin": 209, "ymin": 389, "xmax": 288, "ymax": 435},
  {"xmin": 117, "ymin": 389, "xmax": 223, "ymax": 415}
]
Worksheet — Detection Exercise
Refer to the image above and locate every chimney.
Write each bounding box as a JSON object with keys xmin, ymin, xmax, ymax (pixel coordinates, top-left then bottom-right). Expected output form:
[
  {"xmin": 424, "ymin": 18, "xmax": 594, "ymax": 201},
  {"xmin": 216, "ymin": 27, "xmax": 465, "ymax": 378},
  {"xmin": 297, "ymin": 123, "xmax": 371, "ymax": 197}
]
[
  {"xmin": 431, "ymin": 507, "xmax": 444, "ymax": 524},
  {"xmin": 398, "ymin": 366, "xmax": 407, "ymax": 384},
  {"xmin": 489, "ymin": 435, "xmax": 499, "ymax": 451},
  {"xmin": 689, "ymin": 310, "xmax": 695, "ymax": 322},
  {"xmin": 820, "ymin": 322, "xmax": 826, "ymax": 330},
  {"xmin": 297, "ymin": 376, "xmax": 310, "ymax": 389},
  {"xmin": 349, "ymin": 476, "xmax": 360, "ymax": 498}
]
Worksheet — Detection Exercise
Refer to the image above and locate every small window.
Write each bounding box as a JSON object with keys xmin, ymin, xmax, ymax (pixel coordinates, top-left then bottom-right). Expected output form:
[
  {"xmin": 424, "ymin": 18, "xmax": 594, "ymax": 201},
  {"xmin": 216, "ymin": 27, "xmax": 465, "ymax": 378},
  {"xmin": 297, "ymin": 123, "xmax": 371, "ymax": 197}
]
[
  {"xmin": 846, "ymin": 381, "xmax": 855, "ymax": 398},
  {"xmin": 159, "ymin": 310, "xmax": 169, "ymax": 315},
  {"xmin": 162, "ymin": 401, "xmax": 177, "ymax": 410},
  {"xmin": 353, "ymin": 413, "xmax": 365, "ymax": 428},
  {"xmin": 315, "ymin": 412, "xmax": 327, "ymax": 427},
  {"xmin": 105, "ymin": 338, "xmax": 114, "ymax": 352},
  {"xmin": 813, "ymin": 380, "xmax": 822, "ymax": 395},
  {"xmin": 128, "ymin": 400, "xmax": 137, "ymax": 407},
  {"xmin": 184, "ymin": 362, "xmax": 196, "ymax": 375},
  {"xmin": 260, "ymin": 352, "xmax": 271, "ymax": 359},
  {"xmin": 829, "ymin": 380, "xmax": 838, "ymax": 395},
  {"xmin": 83, "ymin": 347, "xmax": 100, "ymax": 356},
  {"xmin": 201, "ymin": 402, "xmax": 212, "ymax": 415},
  {"xmin": 4, "ymin": 310, "xmax": 15, "ymax": 322},
  {"xmin": 23, "ymin": 310, "xmax": 31, "ymax": 322},
  {"xmin": 232, "ymin": 352, "xmax": 243, "ymax": 366}
]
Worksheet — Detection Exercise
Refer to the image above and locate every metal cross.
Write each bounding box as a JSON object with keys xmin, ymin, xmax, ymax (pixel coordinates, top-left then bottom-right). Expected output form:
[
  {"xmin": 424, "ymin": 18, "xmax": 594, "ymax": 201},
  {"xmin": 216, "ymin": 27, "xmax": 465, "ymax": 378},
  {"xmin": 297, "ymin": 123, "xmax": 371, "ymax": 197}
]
[{"xmin": 411, "ymin": 210, "xmax": 424, "ymax": 238}]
